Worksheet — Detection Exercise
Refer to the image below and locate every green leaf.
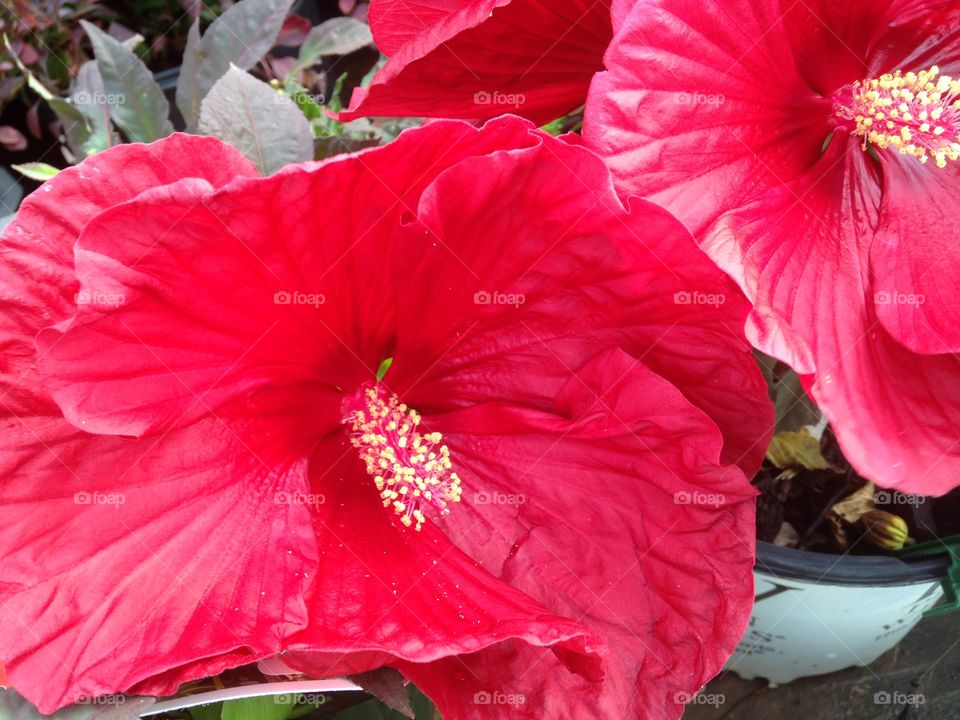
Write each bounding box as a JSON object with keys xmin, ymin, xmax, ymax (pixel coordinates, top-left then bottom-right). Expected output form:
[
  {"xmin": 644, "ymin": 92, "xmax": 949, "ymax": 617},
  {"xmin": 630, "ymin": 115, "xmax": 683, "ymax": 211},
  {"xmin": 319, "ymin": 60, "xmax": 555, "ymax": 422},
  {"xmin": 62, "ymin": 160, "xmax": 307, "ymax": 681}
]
[
  {"xmin": 80, "ymin": 21, "xmax": 173, "ymax": 142},
  {"xmin": 282, "ymin": 78, "xmax": 325, "ymax": 122},
  {"xmin": 186, "ymin": 702, "xmax": 223, "ymax": 720},
  {"xmin": 220, "ymin": 696, "xmax": 294, "ymax": 720},
  {"xmin": 11, "ymin": 162, "xmax": 60, "ymax": 182},
  {"xmin": 332, "ymin": 686, "xmax": 437, "ymax": 720},
  {"xmin": 176, "ymin": 0, "xmax": 296, "ymax": 126},
  {"xmin": 198, "ymin": 66, "xmax": 313, "ymax": 175},
  {"xmin": 289, "ymin": 18, "xmax": 372, "ymax": 78}
]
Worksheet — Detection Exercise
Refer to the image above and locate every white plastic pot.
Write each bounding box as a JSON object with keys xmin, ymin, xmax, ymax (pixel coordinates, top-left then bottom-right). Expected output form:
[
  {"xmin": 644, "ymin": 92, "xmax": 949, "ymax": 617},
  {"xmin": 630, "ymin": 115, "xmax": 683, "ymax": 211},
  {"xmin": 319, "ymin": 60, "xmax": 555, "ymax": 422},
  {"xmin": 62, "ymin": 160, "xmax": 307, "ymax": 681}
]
[{"xmin": 726, "ymin": 541, "xmax": 950, "ymax": 683}]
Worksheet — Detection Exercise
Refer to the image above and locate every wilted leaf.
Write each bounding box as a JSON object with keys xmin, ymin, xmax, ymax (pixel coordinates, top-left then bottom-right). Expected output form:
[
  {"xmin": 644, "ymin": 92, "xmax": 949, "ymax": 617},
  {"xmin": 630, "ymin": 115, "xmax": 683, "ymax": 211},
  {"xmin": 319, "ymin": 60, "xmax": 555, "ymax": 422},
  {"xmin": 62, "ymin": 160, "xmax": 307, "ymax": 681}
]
[
  {"xmin": 829, "ymin": 482, "xmax": 875, "ymax": 524},
  {"xmin": 290, "ymin": 17, "xmax": 372, "ymax": 77},
  {"xmin": 11, "ymin": 162, "xmax": 60, "ymax": 181},
  {"xmin": 80, "ymin": 21, "xmax": 173, "ymax": 142},
  {"xmin": 176, "ymin": 0, "xmax": 296, "ymax": 125},
  {"xmin": 765, "ymin": 429, "xmax": 831, "ymax": 471},
  {"xmin": 198, "ymin": 66, "xmax": 312, "ymax": 175},
  {"xmin": 772, "ymin": 521, "xmax": 799, "ymax": 548},
  {"xmin": 0, "ymin": 689, "xmax": 154, "ymax": 720}
]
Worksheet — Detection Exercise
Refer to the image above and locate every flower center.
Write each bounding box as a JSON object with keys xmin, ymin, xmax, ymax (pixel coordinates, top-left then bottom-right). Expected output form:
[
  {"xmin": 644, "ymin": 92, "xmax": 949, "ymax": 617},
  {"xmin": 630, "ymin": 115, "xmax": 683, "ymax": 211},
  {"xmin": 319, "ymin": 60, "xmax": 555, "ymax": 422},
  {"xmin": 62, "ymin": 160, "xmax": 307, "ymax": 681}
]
[
  {"xmin": 834, "ymin": 66, "xmax": 960, "ymax": 168},
  {"xmin": 343, "ymin": 385, "xmax": 462, "ymax": 531}
]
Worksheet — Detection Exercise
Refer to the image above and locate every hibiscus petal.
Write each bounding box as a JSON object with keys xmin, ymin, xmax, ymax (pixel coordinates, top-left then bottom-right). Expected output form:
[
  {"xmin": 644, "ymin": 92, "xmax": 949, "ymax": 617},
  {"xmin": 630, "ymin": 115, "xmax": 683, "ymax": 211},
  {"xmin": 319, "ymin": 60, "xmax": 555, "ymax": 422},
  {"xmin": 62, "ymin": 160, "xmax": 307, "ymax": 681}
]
[
  {"xmin": 397, "ymin": 348, "xmax": 756, "ymax": 719},
  {"xmin": 711, "ymin": 142, "xmax": 960, "ymax": 493},
  {"xmin": 274, "ymin": 432, "xmax": 606, "ymax": 685},
  {"xmin": 339, "ymin": 0, "xmax": 612, "ymax": 124},
  {"xmin": 780, "ymin": 0, "xmax": 960, "ymax": 91},
  {"xmin": 583, "ymin": 0, "xmax": 828, "ymax": 233},
  {"xmin": 388, "ymin": 129, "xmax": 771, "ymax": 475},
  {"xmin": 1, "ymin": 134, "xmax": 257, "ymax": 409},
  {"xmin": 367, "ymin": 0, "xmax": 506, "ymax": 56},
  {"xmin": 38, "ymin": 119, "xmax": 542, "ymax": 438},
  {"xmin": 0, "ymin": 136, "xmax": 288, "ymax": 712},
  {"xmin": 0, "ymin": 410, "xmax": 318, "ymax": 713},
  {"xmin": 871, "ymin": 157, "xmax": 960, "ymax": 354}
]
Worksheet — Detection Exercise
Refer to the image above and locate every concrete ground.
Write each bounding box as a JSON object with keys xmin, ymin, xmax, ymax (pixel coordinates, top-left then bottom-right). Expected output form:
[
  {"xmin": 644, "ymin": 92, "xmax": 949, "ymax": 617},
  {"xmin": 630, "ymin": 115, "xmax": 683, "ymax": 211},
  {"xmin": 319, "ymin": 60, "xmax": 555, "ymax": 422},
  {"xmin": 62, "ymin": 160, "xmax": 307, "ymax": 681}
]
[{"xmin": 683, "ymin": 612, "xmax": 960, "ymax": 719}]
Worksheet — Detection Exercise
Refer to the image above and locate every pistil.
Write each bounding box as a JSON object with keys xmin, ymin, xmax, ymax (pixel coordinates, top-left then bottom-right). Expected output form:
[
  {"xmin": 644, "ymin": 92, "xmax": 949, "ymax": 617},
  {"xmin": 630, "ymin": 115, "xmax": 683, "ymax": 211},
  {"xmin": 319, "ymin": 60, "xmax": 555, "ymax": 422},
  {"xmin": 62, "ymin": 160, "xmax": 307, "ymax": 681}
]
[
  {"xmin": 344, "ymin": 385, "xmax": 462, "ymax": 531},
  {"xmin": 834, "ymin": 66, "xmax": 960, "ymax": 168}
]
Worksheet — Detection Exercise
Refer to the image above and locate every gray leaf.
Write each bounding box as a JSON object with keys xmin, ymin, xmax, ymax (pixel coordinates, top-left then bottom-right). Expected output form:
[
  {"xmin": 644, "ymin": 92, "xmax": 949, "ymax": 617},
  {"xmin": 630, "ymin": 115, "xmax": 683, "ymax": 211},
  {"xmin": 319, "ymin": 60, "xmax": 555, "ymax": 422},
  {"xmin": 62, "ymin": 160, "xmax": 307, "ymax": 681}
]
[
  {"xmin": 0, "ymin": 166, "xmax": 23, "ymax": 215},
  {"xmin": 198, "ymin": 66, "xmax": 313, "ymax": 175},
  {"xmin": 176, "ymin": 0, "xmax": 296, "ymax": 126},
  {"xmin": 69, "ymin": 60, "xmax": 120, "ymax": 155},
  {"xmin": 291, "ymin": 17, "xmax": 373, "ymax": 77},
  {"xmin": 0, "ymin": 689, "xmax": 154, "ymax": 720},
  {"xmin": 80, "ymin": 21, "xmax": 173, "ymax": 142}
]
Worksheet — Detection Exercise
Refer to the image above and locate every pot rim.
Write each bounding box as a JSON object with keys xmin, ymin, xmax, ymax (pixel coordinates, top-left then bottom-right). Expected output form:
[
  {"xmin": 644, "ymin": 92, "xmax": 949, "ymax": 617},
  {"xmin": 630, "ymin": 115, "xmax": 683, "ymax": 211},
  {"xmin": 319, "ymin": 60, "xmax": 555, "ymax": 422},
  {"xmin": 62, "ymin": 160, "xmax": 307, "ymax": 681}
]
[{"xmin": 756, "ymin": 540, "xmax": 949, "ymax": 587}]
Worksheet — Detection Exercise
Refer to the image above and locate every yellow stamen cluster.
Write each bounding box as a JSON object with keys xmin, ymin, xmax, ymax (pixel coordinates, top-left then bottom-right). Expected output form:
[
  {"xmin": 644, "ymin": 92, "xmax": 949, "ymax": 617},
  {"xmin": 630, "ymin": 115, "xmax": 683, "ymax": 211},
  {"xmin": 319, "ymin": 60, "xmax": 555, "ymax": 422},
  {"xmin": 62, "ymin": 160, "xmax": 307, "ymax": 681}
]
[
  {"xmin": 346, "ymin": 386, "xmax": 462, "ymax": 531},
  {"xmin": 836, "ymin": 66, "xmax": 960, "ymax": 168}
]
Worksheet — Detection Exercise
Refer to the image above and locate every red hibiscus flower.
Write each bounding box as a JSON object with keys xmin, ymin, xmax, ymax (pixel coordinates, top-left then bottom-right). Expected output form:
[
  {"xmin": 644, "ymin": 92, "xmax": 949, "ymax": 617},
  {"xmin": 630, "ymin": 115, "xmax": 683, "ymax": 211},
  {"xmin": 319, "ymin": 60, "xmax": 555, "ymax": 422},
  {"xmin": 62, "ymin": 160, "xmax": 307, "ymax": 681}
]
[
  {"xmin": 0, "ymin": 117, "xmax": 770, "ymax": 718},
  {"xmin": 585, "ymin": 0, "xmax": 960, "ymax": 496},
  {"xmin": 337, "ymin": 0, "xmax": 620, "ymax": 124}
]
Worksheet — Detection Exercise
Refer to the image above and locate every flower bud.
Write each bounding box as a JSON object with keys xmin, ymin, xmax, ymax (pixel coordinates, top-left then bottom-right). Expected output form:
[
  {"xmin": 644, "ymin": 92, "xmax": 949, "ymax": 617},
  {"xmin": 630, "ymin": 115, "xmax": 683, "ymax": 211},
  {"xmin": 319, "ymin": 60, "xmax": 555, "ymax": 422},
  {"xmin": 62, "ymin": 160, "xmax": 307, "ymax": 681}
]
[{"xmin": 861, "ymin": 510, "xmax": 914, "ymax": 550}]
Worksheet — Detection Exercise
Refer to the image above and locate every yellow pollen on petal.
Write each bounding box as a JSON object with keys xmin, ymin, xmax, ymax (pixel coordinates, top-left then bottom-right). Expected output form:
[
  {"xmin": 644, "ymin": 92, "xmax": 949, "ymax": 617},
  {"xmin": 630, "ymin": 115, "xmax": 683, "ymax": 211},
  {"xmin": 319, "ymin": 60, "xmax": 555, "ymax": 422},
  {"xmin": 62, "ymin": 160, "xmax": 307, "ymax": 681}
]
[
  {"xmin": 834, "ymin": 65, "xmax": 960, "ymax": 168},
  {"xmin": 345, "ymin": 386, "xmax": 463, "ymax": 531}
]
